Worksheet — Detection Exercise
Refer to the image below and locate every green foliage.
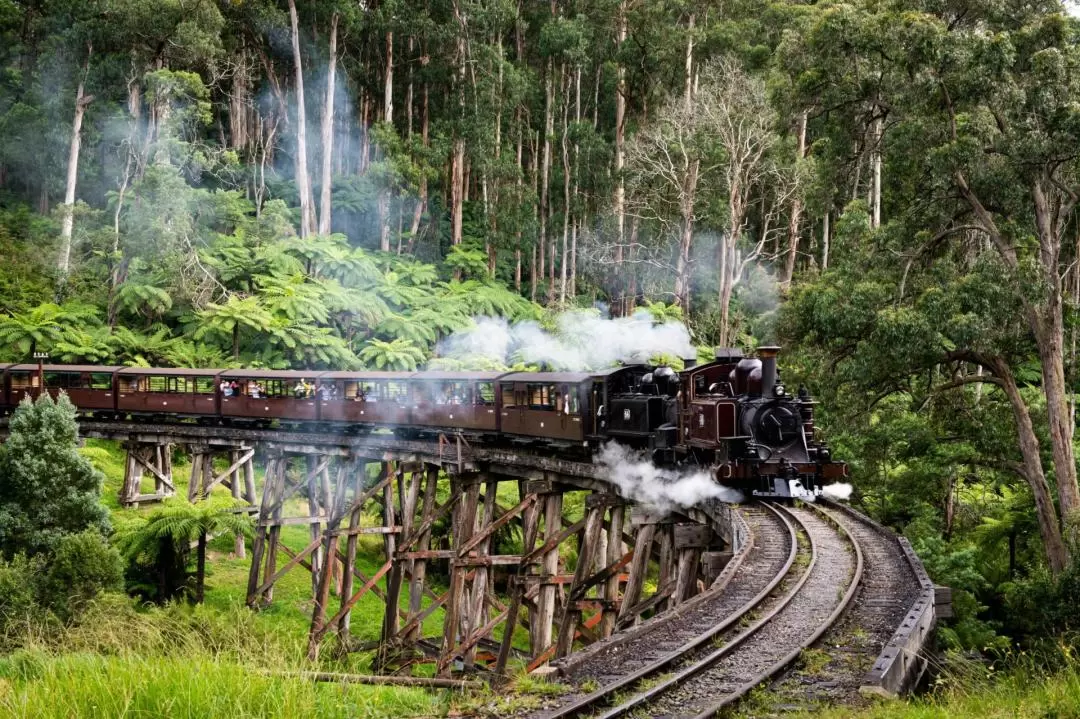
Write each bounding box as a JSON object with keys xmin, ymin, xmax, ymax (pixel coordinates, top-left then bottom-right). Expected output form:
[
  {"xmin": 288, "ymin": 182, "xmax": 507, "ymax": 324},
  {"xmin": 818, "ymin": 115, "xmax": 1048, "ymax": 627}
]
[
  {"xmin": 39, "ymin": 531, "xmax": 124, "ymax": 622},
  {"xmin": 0, "ymin": 393, "xmax": 109, "ymax": 558},
  {"xmin": 114, "ymin": 497, "xmax": 251, "ymax": 604}
]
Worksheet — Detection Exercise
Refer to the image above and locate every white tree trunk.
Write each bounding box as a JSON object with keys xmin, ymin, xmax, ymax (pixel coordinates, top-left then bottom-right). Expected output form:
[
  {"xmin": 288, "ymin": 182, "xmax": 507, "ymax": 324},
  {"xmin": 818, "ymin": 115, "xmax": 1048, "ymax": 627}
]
[
  {"xmin": 59, "ymin": 44, "xmax": 93, "ymax": 277},
  {"xmin": 288, "ymin": 0, "xmax": 316, "ymax": 238},
  {"xmin": 318, "ymin": 13, "xmax": 339, "ymax": 236}
]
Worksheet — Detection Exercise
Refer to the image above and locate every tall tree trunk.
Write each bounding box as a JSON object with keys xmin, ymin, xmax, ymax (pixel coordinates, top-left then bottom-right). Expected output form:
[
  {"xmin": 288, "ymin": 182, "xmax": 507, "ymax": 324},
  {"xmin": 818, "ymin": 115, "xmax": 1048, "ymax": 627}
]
[
  {"xmin": 783, "ymin": 111, "xmax": 808, "ymax": 287},
  {"xmin": 287, "ymin": 0, "xmax": 316, "ymax": 238},
  {"xmin": 58, "ymin": 43, "xmax": 93, "ymax": 280},
  {"xmin": 408, "ymin": 81, "xmax": 429, "ymax": 252},
  {"xmin": 196, "ymin": 529, "xmax": 207, "ymax": 603},
  {"xmin": 540, "ymin": 59, "xmax": 553, "ymax": 300},
  {"xmin": 318, "ymin": 13, "xmax": 339, "ymax": 236},
  {"xmin": 450, "ymin": 2, "xmax": 467, "ymax": 248},
  {"xmin": 379, "ymin": 29, "xmax": 394, "ymax": 251},
  {"xmin": 821, "ymin": 210, "xmax": 830, "ymax": 270},
  {"xmin": 987, "ymin": 356, "xmax": 1068, "ymax": 573},
  {"xmin": 560, "ymin": 65, "xmax": 570, "ymax": 304},
  {"xmin": 613, "ymin": 0, "xmax": 628, "ymax": 312},
  {"xmin": 870, "ymin": 113, "xmax": 882, "ymax": 229}
]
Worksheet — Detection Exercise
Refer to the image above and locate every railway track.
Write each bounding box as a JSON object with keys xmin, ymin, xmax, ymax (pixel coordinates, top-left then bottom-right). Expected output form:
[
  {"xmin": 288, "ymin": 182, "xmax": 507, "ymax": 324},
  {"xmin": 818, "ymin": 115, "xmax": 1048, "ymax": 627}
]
[{"xmin": 525, "ymin": 502, "xmax": 864, "ymax": 719}]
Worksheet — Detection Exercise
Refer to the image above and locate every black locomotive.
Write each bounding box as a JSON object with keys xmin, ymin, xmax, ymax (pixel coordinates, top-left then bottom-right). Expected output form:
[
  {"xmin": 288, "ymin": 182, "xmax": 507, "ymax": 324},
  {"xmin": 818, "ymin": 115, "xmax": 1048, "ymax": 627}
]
[{"xmin": 0, "ymin": 346, "xmax": 844, "ymax": 499}]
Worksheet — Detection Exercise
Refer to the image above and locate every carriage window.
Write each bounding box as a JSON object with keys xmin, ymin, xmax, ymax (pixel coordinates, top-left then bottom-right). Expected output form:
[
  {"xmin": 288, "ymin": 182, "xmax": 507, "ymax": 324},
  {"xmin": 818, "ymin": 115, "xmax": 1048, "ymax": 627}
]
[
  {"xmin": 527, "ymin": 384, "xmax": 556, "ymax": 410},
  {"xmin": 476, "ymin": 382, "xmax": 495, "ymax": 405},
  {"xmin": 145, "ymin": 376, "xmax": 195, "ymax": 393},
  {"xmin": 500, "ymin": 384, "xmax": 516, "ymax": 407},
  {"xmin": 567, "ymin": 391, "xmax": 579, "ymax": 415},
  {"xmin": 194, "ymin": 377, "xmax": 216, "ymax": 394},
  {"xmin": 90, "ymin": 373, "xmax": 113, "ymax": 390},
  {"xmin": 384, "ymin": 381, "xmax": 408, "ymax": 403},
  {"xmin": 44, "ymin": 372, "xmax": 83, "ymax": 389},
  {"xmin": 436, "ymin": 381, "xmax": 470, "ymax": 405},
  {"xmin": 11, "ymin": 373, "xmax": 35, "ymax": 389}
]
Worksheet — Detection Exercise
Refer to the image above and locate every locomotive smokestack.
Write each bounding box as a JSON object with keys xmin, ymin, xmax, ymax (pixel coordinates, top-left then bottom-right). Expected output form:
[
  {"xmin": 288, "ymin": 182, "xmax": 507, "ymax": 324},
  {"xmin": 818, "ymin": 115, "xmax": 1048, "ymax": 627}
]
[
  {"xmin": 758, "ymin": 345, "xmax": 780, "ymax": 398},
  {"xmin": 681, "ymin": 353, "xmax": 698, "ymax": 370}
]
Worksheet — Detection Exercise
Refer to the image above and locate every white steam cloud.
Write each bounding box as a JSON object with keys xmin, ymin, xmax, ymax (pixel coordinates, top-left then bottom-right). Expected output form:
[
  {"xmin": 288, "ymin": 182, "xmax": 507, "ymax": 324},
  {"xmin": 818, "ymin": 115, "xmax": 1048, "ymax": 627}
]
[
  {"xmin": 595, "ymin": 443, "xmax": 744, "ymax": 513},
  {"xmin": 435, "ymin": 309, "xmax": 695, "ymax": 371},
  {"xmin": 821, "ymin": 483, "xmax": 854, "ymax": 502}
]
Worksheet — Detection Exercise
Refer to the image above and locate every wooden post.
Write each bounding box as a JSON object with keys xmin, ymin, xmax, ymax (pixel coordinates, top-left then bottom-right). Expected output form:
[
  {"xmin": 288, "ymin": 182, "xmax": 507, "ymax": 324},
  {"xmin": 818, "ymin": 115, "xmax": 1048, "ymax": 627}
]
[
  {"xmin": 262, "ymin": 457, "xmax": 287, "ymax": 604},
  {"xmin": 618, "ymin": 523, "xmax": 656, "ymax": 626},
  {"xmin": 307, "ymin": 461, "xmax": 347, "ymax": 660},
  {"xmin": 495, "ymin": 481, "xmax": 541, "ymax": 675},
  {"xmin": 533, "ymin": 491, "xmax": 563, "ymax": 660},
  {"xmin": 247, "ymin": 456, "xmax": 281, "ymax": 606},
  {"xmin": 599, "ymin": 504, "xmax": 625, "ymax": 638},
  {"xmin": 555, "ymin": 502, "xmax": 604, "ymax": 658},
  {"xmin": 438, "ymin": 475, "xmax": 478, "ymax": 676},
  {"xmin": 187, "ymin": 449, "xmax": 202, "ymax": 501},
  {"xmin": 406, "ymin": 465, "xmax": 439, "ymax": 642},
  {"xmin": 337, "ymin": 461, "xmax": 365, "ymax": 639},
  {"xmin": 463, "ymin": 476, "xmax": 497, "ymax": 668},
  {"xmin": 656, "ymin": 523, "xmax": 675, "ymax": 613},
  {"xmin": 307, "ymin": 455, "xmax": 324, "ymax": 597},
  {"xmin": 378, "ymin": 462, "xmax": 403, "ymax": 669},
  {"xmin": 243, "ymin": 454, "xmax": 257, "ymax": 503},
  {"xmin": 231, "ymin": 449, "xmax": 245, "ymax": 558}
]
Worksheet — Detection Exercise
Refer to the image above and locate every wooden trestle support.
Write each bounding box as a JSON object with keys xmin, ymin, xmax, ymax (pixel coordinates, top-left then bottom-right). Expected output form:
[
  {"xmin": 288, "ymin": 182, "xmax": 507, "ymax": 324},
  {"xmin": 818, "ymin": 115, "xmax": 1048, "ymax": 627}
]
[
  {"xmin": 118, "ymin": 440, "xmax": 176, "ymax": 507},
  {"xmin": 240, "ymin": 449, "xmax": 728, "ymax": 677}
]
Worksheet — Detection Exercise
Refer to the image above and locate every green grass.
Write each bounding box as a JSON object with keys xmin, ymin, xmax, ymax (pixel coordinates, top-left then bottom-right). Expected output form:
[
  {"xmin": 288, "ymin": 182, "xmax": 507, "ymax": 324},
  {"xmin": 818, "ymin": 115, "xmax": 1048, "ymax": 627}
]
[{"xmin": 0, "ymin": 652, "xmax": 448, "ymax": 718}]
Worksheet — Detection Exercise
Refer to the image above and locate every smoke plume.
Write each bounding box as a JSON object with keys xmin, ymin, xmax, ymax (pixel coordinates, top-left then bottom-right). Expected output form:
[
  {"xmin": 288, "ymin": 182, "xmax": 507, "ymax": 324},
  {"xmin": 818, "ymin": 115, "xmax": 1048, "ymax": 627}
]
[
  {"xmin": 435, "ymin": 309, "xmax": 695, "ymax": 371},
  {"xmin": 595, "ymin": 443, "xmax": 744, "ymax": 513},
  {"xmin": 821, "ymin": 483, "xmax": 854, "ymax": 502}
]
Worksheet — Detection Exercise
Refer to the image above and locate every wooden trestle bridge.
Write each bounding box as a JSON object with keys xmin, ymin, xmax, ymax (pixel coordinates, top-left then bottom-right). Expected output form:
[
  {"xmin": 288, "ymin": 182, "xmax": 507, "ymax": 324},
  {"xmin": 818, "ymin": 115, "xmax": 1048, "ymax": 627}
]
[{"xmin": 22, "ymin": 420, "xmax": 744, "ymax": 677}]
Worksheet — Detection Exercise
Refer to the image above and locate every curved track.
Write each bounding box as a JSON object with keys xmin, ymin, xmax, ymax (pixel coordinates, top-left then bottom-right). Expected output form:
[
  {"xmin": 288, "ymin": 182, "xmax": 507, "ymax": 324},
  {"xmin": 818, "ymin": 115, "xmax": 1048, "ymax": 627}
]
[
  {"xmin": 525, "ymin": 503, "xmax": 803, "ymax": 719},
  {"xmin": 526, "ymin": 502, "xmax": 864, "ymax": 719}
]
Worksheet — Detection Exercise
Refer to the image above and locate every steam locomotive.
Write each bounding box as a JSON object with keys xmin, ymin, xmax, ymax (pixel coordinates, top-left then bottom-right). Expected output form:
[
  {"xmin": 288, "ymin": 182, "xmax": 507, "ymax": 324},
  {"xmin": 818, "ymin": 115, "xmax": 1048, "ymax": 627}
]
[{"xmin": 0, "ymin": 346, "xmax": 845, "ymax": 499}]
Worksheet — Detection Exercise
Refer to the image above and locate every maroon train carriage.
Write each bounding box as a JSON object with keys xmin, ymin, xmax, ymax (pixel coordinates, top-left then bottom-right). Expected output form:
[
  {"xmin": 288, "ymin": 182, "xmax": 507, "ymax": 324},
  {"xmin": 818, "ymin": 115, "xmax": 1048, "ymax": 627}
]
[
  {"xmin": 316, "ymin": 372, "xmax": 412, "ymax": 426},
  {"xmin": 406, "ymin": 372, "xmax": 504, "ymax": 433},
  {"xmin": 0, "ymin": 363, "xmax": 14, "ymax": 411},
  {"xmin": 220, "ymin": 369, "xmax": 321, "ymax": 423},
  {"xmin": 116, "ymin": 367, "xmax": 220, "ymax": 417},
  {"xmin": 4, "ymin": 364, "xmax": 120, "ymax": 412}
]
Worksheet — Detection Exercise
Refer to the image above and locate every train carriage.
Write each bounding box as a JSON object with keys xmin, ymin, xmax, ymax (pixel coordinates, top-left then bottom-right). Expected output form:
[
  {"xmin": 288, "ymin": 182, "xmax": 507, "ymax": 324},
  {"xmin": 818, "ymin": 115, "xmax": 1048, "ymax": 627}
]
[
  {"xmin": 406, "ymin": 372, "xmax": 505, "ymax": 433},
  {"xmin": 6, "ymin": 364, "xmax": 120, "ymax": 411},
  {"xmin": 316, "ymin": 372, "xmax": 412, "ymax": 426},
  {"xmin": 220, "ymin": 369, "xmax": 322, "ymax": 422},
  {"xmin": 116, "ymin": 367, "xmax": 220, "ymax": 416}
]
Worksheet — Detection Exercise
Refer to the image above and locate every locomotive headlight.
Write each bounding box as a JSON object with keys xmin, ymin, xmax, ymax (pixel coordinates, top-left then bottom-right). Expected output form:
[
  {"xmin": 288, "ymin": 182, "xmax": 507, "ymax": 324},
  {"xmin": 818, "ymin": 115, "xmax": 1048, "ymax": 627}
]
[{"xmin": 774, "ymin": 384, "xmax": 786, "ymax": 397}]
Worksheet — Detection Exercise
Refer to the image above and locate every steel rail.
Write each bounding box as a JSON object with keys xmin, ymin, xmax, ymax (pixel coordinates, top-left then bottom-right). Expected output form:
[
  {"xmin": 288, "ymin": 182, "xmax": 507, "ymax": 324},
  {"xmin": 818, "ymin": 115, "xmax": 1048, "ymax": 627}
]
[
  {"xmin": 690, "ymin": 502, "xmax": 866, "ymax": 718},
  {"xmin": 592, "ymin": 502, "xmax": 863, "ymax": 719},
  {"xmin": 540, "ymin": 502, "xmax": 800, "ymax": 719}
]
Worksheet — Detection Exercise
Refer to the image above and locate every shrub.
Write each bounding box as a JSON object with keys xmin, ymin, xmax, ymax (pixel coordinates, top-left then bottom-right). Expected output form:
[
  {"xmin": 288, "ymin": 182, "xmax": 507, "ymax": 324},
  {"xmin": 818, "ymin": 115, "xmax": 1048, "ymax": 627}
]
[
  {"xmin": 0, "ymin": 393, "xmax": 109, "ymax": 557},
  {"xmin": 39, "ymin": 532, "xmax": 123, "ymax": 621},
  {"xmin": 0, "ymin": 555, "xmax": 41, "ymax": 646}
]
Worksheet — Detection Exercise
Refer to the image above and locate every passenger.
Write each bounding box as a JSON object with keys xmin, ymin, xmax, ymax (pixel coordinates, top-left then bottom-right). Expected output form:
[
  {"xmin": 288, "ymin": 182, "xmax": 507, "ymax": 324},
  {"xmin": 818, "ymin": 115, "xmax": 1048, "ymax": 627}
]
[
  {"xmin": 230, "ymin": 380, "xmax": 241, "ymax": 396},
  {"xmin": 304, "ymin": 380, "xmax": 314, "ymax": 398},
  {"xmin": 250, "ymin": 381, "xmax": 262, "ymax": 399},
  {"xmin": 293, "ymin": 380, "xmax": 306, "ymax": 398},
  {"xmin": 220, "ymin": 379, "xmax": 232, "ymax": 397},
  {"xmin": 357, "ymin": 387, "xmax": 367, "ymax": 402},
  {"xmin": 318, "ymin": 384, "xmax": 332, "ymax": 400}
]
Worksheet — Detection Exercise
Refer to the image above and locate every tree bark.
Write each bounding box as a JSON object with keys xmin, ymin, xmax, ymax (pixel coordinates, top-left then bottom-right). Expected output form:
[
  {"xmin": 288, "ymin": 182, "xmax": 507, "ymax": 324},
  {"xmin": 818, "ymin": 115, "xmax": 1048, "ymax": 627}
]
[
  {"xmin": 58, "ymin": 43, "xmax": 93, "ymax": 279},
  {"xmin": 287, "ymin": 0, "xmax": 316, "ymax": 238},
  {"xmin": 379, "ymin": 29, "xmax": 394, "ymax": 251},
  {"xmin": 986, "ymin": 356, "xmax": 1068, "ymax": 573},
  {"xmin": 318, "ymin": 13, "xmax": 339, "ymax": 236},
  {"xmin": 613, "ymin": 0, "xmax": 627, "ymax": 311},
  {"xmin": 540, "ymin": 59, "xmax": 553, "ymax": 300},
  {"xmin": 783, "ymin": 111, "xmax": 808, "ymax": 287},
  {"xmin": 196, "ymin": 529, "xmax": 208, "ymax": 603}
]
